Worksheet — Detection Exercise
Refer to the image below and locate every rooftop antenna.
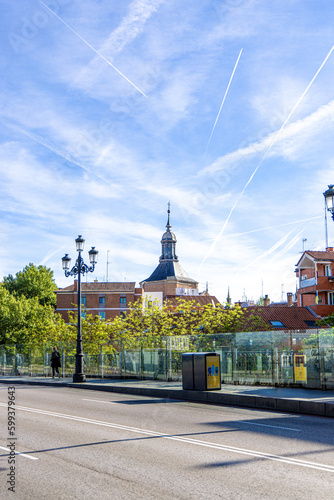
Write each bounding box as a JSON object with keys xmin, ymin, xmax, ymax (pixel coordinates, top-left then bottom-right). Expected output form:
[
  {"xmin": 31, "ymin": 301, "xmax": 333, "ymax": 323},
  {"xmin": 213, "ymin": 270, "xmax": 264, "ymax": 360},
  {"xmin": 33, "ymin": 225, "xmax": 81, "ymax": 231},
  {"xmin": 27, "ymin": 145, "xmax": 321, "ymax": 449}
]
[{"xmin": 302, "ymin": 238, "xmax": 307, "ymax": 252}]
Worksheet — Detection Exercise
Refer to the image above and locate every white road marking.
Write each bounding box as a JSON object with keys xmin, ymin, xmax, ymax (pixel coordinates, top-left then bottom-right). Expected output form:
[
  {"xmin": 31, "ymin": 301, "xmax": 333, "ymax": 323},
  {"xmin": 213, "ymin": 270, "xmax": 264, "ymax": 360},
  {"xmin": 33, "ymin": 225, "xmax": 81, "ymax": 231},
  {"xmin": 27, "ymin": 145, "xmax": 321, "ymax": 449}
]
[
  {"xmin": 238, "ymin": 421, "xmax": 301, "ymax": 432},
  {"xmin": 0, "ymin": 445, "xmax": 38, "ymax": 460},
  {"xmin": 82, "ymin": 398, "xmax": 117, "ymax": 405},
  {"xmin": 0, "ymin": 403, "xmax": 333, "ymax": 472}
]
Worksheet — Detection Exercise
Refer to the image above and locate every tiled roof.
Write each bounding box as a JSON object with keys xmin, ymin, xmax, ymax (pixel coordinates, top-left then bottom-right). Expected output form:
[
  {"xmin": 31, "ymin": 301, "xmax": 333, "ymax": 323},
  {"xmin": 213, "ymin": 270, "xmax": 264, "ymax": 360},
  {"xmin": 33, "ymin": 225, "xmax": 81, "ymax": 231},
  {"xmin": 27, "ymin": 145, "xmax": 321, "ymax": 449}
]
[
  {"xmin": 246, "ymin": 305, "xmax": 320, "ymax": 330},
  {"xmin": 296, "ymin": 250, "xmax": 334, "ymax": 267},
  {"xmin": 306, "ymin": 251, "xmax": 334, "ymax": 261},
  {"xmin": 57, "ymin": 282, "xmax": 137, "ymax": 292}
]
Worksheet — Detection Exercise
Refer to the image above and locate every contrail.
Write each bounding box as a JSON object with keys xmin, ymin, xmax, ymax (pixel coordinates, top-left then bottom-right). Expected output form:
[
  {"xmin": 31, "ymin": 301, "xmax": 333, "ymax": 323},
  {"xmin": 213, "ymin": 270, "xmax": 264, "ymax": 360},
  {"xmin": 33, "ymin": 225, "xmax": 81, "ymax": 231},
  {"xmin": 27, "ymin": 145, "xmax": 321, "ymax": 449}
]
[
  {"xmin": 223, "ymin": 215, "xmax": 321, "ymax": 238},
  {"xmin": 40, "ymin": 2, "xmax": 148, "ymax": 98},
  {"xmin": 204, "ymin": 48, "xmax": 243, "ymax": 156},
  {"xmin": 5, "ymin": 120, "xmax": 111, "ymax": 184},
  {"xmin": 199, "ymin": 44, "xmax": 334, "ymax": 270},
  {"xmin": 234, "ymin": 229, "xmax": 303, "ymax": 276}
]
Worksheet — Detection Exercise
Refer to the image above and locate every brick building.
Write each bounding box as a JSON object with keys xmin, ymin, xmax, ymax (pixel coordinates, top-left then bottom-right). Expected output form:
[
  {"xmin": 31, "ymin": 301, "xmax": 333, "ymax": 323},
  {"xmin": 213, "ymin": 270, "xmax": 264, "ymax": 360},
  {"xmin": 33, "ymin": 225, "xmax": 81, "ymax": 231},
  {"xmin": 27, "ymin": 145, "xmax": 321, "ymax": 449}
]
[
  {"xmin": 55, "ymin": 281, "xmax": 143, "ymax": 322},
  {"xmin": 295, "ymin": 247, "xmax": 334, "ymax": 316}
]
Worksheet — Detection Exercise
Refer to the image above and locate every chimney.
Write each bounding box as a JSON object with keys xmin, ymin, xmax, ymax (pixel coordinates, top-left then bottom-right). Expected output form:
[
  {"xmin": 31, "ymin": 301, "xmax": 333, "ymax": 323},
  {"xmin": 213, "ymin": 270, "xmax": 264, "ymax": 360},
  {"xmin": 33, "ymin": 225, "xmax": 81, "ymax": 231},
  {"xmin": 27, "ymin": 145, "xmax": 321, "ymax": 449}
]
[
  {"xmin": 263, "ymin": 295, "xmax": 270, "ymax": 306},
  {"xmin": 287, "ymin": 292, "xmax": 293, "ymax": 306},
  {"xmin": 326, "ymin": 247, "xmax": 333, "ymax": 252}
]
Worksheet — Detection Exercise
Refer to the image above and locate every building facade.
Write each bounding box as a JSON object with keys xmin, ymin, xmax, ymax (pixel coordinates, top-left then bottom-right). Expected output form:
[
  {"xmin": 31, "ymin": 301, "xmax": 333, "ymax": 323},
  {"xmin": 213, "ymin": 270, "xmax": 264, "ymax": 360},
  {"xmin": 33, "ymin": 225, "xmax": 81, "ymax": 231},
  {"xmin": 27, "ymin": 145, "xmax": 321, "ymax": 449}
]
[
  {"xmin": 295, "ymin": 247, "xmax": 334, "ymax": 316},
  {"xmin": 55, "ymin": 281, "xmax": 143, "ymax": 322}
]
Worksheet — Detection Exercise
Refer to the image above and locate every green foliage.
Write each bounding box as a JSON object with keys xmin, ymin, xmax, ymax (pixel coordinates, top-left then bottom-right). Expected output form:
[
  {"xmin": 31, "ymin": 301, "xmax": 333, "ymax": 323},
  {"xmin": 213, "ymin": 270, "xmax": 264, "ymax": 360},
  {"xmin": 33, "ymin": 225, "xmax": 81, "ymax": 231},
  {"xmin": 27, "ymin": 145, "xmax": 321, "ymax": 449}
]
[
  {"xmin": 110, "ymin": 298, "xmax": 172, "ymax": 349},
  {"xmin": 316, "ymin": 313, "xmax": 334, "ymax": 327},
  {"xmin": 108, "ymin": 298, "xmax": 271, "ymax": 349},
  {"xmin": 302, "ymin": 328, "xmax": 334, "ymax": 348},
  {"xmin": 3, "ymin": 263, "xmax": 57, "ymax": 307},
  {"xmin": 0, "ymin": 284, "xmax": 64, "ymax": 347},
  {"xmin": 67, "ymin": 310, "xmax": 116, "ymax": 355}
]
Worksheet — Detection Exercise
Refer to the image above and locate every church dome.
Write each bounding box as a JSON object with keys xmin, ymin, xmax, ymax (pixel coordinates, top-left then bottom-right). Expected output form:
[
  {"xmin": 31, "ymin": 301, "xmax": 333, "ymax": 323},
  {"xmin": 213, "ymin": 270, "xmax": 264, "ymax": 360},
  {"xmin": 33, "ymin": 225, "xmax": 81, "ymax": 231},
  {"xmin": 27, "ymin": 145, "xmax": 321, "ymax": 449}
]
[{"xmin": 161, "ymin": 230, "xmax": 176, "ymax": 242}]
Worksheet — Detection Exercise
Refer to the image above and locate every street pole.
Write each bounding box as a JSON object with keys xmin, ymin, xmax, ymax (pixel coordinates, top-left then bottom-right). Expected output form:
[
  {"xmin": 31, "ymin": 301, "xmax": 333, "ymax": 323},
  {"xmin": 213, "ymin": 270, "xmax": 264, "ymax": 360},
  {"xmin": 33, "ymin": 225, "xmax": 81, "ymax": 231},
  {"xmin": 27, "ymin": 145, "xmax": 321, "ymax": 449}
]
[
  {"xmin": 62, "ymin": 236, "xmax": 98, "ymax": 383},
  {"xmin": 74, "ymin": 249, "xmax": 85, "ymax": 383}
]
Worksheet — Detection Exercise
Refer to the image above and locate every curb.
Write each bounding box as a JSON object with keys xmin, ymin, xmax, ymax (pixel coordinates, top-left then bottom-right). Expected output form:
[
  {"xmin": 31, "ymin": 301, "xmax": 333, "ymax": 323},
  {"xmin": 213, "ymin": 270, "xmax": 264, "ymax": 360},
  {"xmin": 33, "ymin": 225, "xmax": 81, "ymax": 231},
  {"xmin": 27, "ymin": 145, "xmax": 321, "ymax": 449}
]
[{"xmin": 1, "ymin": 378, "xmax": 333, "ymax": 417}]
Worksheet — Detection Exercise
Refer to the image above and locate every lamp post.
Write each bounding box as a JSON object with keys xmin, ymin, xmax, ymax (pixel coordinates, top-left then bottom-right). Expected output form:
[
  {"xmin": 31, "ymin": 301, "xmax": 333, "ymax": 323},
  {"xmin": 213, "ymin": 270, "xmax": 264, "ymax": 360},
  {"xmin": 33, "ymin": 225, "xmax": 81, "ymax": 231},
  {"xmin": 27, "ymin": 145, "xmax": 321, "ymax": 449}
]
[
  {"xmin": 324, "ymin": 185, "xmax": 334, "ymax": 219},
  {"xmin": 323, "ymin": 185, "xmax": 334, "ymax": 248},
  {"xmin": 62, "ymin": 236, "xmax": 98, "ymax": 383}
]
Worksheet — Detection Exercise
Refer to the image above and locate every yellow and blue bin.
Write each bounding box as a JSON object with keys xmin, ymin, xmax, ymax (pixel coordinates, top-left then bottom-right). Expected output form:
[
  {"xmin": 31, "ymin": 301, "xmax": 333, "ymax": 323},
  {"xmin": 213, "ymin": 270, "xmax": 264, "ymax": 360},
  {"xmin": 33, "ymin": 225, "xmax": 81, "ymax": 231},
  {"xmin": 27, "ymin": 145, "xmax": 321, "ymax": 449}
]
[{"xmin": 182, "ymin": 352, "xmax": 221, "ymax": 391}]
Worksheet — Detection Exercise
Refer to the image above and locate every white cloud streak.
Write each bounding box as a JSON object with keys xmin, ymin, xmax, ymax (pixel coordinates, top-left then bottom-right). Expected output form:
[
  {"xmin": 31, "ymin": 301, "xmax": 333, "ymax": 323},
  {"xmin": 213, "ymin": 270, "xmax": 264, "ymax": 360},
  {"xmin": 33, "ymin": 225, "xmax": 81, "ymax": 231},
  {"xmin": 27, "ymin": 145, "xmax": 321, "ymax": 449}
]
[
  {"xmin": 204, "ymin": 48, "xmax": 243, "ymax": 156},
  {"xmin": 199, "ymin": 44, "xmax": 334, "ymax": 270},
  {"xmin": 40, "ymin": 1, "xmax": 148, "ymax": 98}
]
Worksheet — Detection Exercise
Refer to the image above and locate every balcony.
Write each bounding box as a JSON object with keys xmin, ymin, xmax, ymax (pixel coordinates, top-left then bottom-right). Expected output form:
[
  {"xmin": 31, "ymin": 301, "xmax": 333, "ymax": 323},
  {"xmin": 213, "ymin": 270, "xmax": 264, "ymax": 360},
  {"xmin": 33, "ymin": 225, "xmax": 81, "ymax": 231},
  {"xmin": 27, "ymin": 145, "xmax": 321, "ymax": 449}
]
[{"xmin": 300, "ymin": 277, "xmax": 316, "ymax": 288}]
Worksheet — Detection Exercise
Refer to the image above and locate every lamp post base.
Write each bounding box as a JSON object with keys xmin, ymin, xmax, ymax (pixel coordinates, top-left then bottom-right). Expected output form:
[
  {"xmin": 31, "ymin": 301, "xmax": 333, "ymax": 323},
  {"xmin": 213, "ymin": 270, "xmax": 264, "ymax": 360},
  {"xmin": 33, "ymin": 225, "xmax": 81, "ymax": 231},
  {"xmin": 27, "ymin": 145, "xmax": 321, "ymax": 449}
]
[{"xmin": 73, "ymin": 373, "xmax": 86, "ymax": 383}]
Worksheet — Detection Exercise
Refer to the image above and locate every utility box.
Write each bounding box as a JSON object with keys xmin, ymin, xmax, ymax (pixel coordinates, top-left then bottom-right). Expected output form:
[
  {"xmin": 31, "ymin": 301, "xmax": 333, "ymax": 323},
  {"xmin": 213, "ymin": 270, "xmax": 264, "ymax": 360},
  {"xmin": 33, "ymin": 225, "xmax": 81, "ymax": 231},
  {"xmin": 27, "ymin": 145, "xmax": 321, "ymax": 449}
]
[{"xmin": 182, "ymin": 352, "xmax": 221, "ymax": 391}]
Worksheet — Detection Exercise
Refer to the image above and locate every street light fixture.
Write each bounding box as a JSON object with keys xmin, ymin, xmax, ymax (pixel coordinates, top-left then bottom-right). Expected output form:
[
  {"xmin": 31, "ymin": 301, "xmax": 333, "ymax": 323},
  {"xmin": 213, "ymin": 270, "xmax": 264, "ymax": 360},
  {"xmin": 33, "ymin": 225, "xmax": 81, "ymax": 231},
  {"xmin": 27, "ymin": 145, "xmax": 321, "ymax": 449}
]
[
  {"xmin": 324, "ymin": 185, "xmax": 334, "ymax": 221},
  {"xmin": 62, "ymin": 236, "xmax": 98, "ymax": 383}
]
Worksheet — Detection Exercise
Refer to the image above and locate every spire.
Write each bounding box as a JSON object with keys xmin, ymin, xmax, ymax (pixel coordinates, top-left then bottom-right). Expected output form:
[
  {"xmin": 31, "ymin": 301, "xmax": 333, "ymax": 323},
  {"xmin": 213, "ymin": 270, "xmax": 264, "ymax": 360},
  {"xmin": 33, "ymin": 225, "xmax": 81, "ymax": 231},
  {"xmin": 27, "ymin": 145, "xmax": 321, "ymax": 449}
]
[
  {"xmin": 140, "ymin": 205, "xmax": 198, "ymax": 287},
  {"xmin": 227, "ymin": 287, "xmax": 231, "ymax": 305},
  {"xmin": 160, "ymin": 203, "xmax": 178, "ymax": 262},
  {"xmin": 166, "ymin": 201, "xmax": 171, "ymax": 231}
]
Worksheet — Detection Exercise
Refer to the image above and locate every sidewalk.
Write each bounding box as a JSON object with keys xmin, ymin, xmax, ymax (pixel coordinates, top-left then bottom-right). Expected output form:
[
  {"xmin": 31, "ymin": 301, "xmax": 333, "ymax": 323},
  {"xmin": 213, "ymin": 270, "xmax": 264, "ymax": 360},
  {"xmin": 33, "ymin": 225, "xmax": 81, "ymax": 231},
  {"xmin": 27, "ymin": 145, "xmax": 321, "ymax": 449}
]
[{"xmin": 1, "ymin": 376, "xmax": 334, "ymax": 417}]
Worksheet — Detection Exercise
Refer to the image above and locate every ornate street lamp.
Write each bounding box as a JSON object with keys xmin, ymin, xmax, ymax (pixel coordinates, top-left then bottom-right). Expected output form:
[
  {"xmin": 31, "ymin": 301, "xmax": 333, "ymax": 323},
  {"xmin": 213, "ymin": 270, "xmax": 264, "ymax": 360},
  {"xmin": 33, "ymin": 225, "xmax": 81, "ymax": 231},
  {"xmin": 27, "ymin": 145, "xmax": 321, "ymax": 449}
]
[
  {"xmin": 62, "ymin": 236, "xmax": 98, "ymax": 383},
  {"xmin": 324, "ymin": 185, "xmax": 334, "ymax": 221}
]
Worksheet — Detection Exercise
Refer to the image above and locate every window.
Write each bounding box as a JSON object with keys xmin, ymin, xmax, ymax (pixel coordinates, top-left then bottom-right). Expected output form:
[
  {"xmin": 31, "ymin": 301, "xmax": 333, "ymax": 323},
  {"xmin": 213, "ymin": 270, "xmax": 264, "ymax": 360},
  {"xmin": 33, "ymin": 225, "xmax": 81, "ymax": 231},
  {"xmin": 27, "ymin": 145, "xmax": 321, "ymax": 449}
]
[
  {"xmin": 325, "ymin": 264, "xmax": 331, "ymax": 276},
  {"xmin": 269, "ymin": 320, "xmax": 284, "ymax": 327},
  {"xmin": 295, "ymin": 355, "xmax": 305, "ymax": 367},
  {"xmin": 81, "ymin": 296, "xmax": 86, "ymax": 305},
  {"xmin": 99, "ymin": 296, "xmax": 105, "ymax": 304},
  {"xmin": 120, "ymin": 311, "xmax": 127, "ymax": 319},
  {"xmin": 120, "ymin": 296, "xmax": 126, "ymax": 305},
  {"xmin": 328, "ymin": 292, "xmax": 334, "ymax": 305},
  {"xmin": 81, "ymin": 311, "xmax": 86, "ymax": 319},
  {"xmin": 99, "ymin": 312, "xmax": 105, "ymax": 320}
]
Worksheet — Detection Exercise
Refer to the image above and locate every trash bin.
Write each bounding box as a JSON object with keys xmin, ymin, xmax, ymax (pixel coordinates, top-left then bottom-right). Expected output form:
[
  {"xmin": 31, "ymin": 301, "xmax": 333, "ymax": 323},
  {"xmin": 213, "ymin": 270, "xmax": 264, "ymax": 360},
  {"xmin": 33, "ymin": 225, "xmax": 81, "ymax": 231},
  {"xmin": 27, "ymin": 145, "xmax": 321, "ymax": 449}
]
[
  {"xmin": 182, "ymin": 352, "xmax": 221, "ymax": 390},
  {"xmin": 182, "ymin": 353, "xmax": 195, "ymax": 390}
]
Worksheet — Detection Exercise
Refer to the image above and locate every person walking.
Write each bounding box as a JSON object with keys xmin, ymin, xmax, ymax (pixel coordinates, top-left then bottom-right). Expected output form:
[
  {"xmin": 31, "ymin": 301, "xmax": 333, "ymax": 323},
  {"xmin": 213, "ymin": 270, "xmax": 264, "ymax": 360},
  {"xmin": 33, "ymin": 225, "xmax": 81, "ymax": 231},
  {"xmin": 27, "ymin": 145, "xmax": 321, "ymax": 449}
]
[{"xmin": 50, "ymin": 346, "xmax": 61, "ymax": 378}]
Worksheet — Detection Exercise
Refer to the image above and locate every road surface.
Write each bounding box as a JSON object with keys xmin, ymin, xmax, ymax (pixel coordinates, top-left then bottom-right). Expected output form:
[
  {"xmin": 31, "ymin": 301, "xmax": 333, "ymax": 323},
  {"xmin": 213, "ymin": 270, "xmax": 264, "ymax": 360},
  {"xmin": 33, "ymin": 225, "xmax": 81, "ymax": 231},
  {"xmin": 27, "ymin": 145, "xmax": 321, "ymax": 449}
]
[{"xmin": 1, "ymin": 384, "xmax": 334, "ymax": 499}]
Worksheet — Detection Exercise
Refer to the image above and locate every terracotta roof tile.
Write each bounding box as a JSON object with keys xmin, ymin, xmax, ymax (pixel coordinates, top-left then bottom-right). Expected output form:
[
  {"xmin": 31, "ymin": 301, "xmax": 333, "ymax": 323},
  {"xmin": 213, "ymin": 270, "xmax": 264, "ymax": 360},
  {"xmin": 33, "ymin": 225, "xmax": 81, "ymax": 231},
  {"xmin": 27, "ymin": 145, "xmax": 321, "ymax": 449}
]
[
  {"xmin": 306, "ymin": 251, "xmax": 334, "ymax": 261},
  {"xmin": 57, "ymin": 282, "xmax": 137, "ymax": 292},
  {"xmin": 246, "ymin": 305, "xmax": 320, "ymax": 330}
]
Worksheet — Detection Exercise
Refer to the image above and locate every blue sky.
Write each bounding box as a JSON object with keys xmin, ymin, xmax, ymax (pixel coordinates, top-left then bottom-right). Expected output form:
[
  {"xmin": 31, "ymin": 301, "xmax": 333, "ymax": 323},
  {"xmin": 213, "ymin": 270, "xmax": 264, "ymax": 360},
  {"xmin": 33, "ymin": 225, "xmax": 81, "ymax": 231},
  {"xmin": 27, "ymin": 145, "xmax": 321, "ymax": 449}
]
[{"xmin": 1, "ymin": 0, "xmax": 334, "ymax": 303}]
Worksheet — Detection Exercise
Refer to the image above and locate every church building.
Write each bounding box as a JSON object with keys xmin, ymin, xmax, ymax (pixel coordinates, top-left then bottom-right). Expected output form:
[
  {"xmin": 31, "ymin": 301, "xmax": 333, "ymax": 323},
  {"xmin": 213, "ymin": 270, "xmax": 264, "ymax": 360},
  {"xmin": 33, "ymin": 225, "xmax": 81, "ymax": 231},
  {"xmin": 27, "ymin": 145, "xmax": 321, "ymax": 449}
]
[{"xmin": 140, "ymin": 205, "xmax": 219, "ymax": 306}]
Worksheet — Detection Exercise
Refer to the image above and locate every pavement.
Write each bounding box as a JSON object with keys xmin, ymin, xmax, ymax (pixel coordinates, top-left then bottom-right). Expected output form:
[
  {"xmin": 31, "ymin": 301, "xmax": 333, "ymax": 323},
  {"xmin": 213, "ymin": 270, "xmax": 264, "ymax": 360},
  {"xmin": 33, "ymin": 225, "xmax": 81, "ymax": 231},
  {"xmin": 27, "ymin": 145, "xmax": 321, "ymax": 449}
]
[{"xmin": 1, "ymin": 375, "xmax": 334, "ymax": 418}]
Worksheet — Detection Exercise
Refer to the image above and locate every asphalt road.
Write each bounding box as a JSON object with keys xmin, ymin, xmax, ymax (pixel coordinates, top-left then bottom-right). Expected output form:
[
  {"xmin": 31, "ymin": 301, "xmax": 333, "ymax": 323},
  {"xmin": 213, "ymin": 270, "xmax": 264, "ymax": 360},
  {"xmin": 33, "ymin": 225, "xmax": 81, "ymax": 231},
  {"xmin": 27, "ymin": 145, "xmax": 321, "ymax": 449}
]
[{"xmin": 1, "ymin": 385, "xmax": 334, "ymax": 500}]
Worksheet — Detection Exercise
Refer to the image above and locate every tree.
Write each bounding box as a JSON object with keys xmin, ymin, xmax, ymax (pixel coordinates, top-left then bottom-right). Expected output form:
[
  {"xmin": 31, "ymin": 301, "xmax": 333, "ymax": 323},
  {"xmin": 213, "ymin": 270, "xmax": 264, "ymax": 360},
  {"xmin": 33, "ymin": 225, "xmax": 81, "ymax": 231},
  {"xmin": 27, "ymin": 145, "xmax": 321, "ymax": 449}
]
[
  {"xmin": 66, "ymin": 310, "xmax": 116, "ymax": 354},
  {"xmin": 0, "ymin": 284, "xmax": 64, "ymax": 346},
  {"xmin": 108, "ymin": 298, "xmax": 271, "ymax": 349},
  {"xmin": 3, "ymin": 263, "xmax": 57, "ymax": 307},
  {"xmin": 110, "ymin": 298, "xmax": 172, "ymax": 349}
]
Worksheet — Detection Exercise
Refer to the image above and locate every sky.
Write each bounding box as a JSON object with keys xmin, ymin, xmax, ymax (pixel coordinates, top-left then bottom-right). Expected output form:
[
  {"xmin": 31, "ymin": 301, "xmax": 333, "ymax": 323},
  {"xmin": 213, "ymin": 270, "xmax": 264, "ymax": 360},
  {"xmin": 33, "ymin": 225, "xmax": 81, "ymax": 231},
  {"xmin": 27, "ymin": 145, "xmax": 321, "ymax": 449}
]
[{"xmin": 1, "ymin": 0, "xmax": 334, "ymax": 304}]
